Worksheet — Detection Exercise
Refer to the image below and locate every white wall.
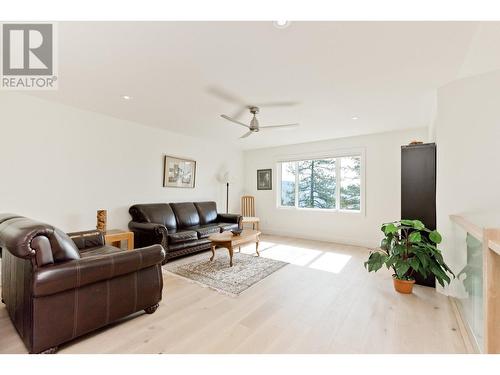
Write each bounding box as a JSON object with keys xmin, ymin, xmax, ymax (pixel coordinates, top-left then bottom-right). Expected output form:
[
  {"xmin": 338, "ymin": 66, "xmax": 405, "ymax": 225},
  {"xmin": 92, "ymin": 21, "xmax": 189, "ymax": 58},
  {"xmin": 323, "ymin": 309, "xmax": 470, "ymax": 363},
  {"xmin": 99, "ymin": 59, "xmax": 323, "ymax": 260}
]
[
  {"xmin": 435, "ymin": 69, "xmax": 500, "ymax": 295},
  {"xmin": 243, "ymin": 128, "xmax": 427, "ymax": 248},
  {"xmin": 0, "ymin": 93, "xmax": 244, "ymax": 232}
]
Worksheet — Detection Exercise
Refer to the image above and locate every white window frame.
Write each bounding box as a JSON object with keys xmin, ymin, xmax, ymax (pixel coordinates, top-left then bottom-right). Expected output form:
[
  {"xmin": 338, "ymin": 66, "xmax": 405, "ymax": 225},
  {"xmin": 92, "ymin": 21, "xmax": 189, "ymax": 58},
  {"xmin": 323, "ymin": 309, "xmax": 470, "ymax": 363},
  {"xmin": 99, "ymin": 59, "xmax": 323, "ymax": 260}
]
[{"xmin": 275, "ymin": 147, "xmax": 366, "ymax": 215}]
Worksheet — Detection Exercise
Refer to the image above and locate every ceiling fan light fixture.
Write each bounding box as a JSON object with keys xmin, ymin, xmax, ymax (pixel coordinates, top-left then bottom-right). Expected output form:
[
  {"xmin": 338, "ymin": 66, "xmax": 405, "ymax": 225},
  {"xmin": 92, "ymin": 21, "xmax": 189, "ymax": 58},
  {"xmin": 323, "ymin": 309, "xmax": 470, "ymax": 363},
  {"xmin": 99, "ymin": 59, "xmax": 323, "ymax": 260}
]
[{"xmin": 250, "ymin": 115, "xmax": 259, "ymax": 128}]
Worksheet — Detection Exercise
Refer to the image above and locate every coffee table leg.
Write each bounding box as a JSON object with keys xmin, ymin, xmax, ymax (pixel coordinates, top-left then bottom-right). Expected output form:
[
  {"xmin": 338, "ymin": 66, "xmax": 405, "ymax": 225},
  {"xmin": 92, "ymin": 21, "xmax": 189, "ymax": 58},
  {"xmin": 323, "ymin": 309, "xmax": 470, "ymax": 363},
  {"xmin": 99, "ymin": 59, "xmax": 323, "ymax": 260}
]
[
  {"xmin": 256, "ymin": 237, "xmax": 260, "ymax": 257},
  {"xmin": 210, "ymin": 245, "xmax": 215, "ymax": 261},
  {"xmin": 228, "ymin": 245, "xmax": 234, "ymax": 267}
]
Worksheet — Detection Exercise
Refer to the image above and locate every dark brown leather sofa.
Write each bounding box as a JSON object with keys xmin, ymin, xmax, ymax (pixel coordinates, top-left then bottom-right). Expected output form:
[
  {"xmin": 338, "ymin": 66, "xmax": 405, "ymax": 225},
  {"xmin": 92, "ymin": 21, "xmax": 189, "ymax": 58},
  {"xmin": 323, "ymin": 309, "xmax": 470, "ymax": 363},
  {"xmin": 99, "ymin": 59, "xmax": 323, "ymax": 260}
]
[
  {"xmin": 0, "ymin": 214, "xmax": 165, "ymax": 354},
  {"xmin": 129, "ymin": 201, "xmax": 242, "ymax": 262}
]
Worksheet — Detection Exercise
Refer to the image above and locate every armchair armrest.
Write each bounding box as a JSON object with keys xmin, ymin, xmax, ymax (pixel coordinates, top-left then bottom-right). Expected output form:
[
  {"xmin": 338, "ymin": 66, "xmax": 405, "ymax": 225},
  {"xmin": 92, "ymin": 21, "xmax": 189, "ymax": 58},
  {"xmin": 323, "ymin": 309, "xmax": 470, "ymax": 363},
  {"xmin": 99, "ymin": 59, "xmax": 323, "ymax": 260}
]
[
  {"xmin": 67, "ymin": 230, "xmax": 105, "ymax": 251},
  {"xmin": 217, "ymin": 213, "xmax": 242, "ymax": 225},
  {"xmin": 0, "ymin": 218, "xmax": 52, "ymax": 260},
  {"xmin": 33, "ymin": 244, "xmax": 165, "ymax": 297}
]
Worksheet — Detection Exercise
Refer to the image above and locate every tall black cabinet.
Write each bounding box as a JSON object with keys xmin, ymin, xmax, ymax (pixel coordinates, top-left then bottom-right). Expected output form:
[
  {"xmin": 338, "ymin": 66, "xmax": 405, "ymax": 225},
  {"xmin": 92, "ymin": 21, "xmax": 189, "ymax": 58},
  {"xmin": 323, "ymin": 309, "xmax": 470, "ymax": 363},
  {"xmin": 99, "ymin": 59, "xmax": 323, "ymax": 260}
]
[{"xmin": 401, "ymin": 142, "xmax": 437, "ymax": 287}]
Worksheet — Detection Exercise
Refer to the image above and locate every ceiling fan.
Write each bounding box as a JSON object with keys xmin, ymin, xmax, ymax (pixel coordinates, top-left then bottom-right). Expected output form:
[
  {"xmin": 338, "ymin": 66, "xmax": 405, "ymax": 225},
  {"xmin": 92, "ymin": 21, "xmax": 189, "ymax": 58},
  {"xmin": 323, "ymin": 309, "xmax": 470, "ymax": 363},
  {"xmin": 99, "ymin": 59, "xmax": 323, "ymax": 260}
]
[{"xmin": 221, "ymin": 106, "xmax": 299, "ymax": 138}]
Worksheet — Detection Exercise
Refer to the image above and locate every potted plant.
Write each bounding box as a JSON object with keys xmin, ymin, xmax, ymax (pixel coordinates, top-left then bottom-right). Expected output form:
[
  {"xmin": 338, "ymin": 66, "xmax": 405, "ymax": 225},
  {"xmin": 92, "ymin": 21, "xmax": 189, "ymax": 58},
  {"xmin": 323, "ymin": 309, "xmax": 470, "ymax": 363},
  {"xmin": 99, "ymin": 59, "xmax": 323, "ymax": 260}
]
[{"xmin": 364, "ymin": 219, "xmax": 454, "ymax": 294}]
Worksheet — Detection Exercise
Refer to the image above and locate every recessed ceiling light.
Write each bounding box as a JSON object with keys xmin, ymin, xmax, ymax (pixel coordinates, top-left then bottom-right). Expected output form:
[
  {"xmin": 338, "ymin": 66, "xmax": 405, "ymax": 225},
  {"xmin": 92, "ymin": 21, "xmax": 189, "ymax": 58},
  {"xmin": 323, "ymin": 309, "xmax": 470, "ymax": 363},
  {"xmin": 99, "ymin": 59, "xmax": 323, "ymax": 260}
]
[
  {"xmin": 273, "ymin": 20, "xmax": 291, "ymax": 29},
  {"xmin": 351, "ymin": 116, "xmax": 359, "ymax": 120},
  {"xmin": 121, "ymin": 95, "xmax": 132, "ymax": 100}
]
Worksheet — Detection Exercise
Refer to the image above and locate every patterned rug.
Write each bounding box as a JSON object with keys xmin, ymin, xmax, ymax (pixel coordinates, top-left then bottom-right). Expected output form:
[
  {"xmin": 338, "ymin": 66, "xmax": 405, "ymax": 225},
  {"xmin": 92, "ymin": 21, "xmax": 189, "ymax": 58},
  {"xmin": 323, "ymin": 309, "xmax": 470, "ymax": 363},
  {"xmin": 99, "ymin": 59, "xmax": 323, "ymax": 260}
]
[{"xmin": 163, "ymin": 251, "xmax": 288, "ymax": 296}]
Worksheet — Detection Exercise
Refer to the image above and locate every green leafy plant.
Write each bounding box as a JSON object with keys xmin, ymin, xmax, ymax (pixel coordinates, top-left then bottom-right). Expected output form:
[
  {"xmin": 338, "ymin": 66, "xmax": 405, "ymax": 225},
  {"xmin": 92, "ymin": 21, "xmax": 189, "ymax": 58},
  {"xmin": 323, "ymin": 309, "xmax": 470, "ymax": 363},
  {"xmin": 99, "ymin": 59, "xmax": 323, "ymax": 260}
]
[{"xmin": 364, "ymin": 219, "xmax": 454, "ymax": 287}]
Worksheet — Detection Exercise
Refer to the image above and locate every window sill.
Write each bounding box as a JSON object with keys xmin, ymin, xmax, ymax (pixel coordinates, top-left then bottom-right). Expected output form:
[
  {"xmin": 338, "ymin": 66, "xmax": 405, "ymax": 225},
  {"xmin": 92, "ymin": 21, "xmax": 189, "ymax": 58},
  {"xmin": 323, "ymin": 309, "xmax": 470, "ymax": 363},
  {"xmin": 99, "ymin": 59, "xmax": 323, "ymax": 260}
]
[{"xmin": 276, "ymin": 206, "xmax": 362, "ymax": 214}]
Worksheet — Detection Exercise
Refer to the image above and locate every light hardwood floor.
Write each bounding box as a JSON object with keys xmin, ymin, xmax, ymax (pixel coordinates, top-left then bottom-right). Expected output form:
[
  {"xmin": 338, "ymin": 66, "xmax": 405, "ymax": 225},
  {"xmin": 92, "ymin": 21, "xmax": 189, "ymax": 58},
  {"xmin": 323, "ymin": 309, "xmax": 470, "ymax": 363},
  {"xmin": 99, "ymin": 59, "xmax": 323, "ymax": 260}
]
[{"xmin": 0, "ymin": 235, "xmax": 469, "ymax": 354}]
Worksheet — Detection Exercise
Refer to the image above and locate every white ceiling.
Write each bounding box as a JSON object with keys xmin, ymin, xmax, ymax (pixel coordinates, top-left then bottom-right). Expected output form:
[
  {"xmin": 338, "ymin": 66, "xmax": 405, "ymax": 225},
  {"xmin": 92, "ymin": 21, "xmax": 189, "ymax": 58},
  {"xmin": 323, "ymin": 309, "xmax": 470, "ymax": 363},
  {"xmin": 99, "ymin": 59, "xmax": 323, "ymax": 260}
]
[{"xmin": 29, "ymin": 21, "xmax": 500, "ymax": 149}]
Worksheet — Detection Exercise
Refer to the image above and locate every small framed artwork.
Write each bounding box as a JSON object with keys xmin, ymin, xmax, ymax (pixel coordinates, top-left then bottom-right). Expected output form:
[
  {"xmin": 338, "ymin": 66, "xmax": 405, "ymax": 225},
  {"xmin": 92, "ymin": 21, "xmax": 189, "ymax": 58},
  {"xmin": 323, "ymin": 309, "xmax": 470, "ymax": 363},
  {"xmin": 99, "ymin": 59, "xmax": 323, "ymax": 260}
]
[
  {"xmin": 163, "ymin": 155, "xmax": 196, "ymax": 188},
  {"xmin": 257, "ymin": 169, "xmax": 272, "ymax": 190}
]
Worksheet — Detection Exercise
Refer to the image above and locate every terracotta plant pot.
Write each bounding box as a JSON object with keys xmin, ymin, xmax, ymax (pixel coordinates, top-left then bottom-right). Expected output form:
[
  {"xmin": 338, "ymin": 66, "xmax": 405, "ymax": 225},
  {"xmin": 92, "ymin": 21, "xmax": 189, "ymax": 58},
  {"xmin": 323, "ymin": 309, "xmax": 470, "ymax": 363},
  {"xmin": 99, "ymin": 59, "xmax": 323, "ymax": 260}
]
[{"xmin": 393, "ymin": 277, "xmax": 415, "ymax": 294}]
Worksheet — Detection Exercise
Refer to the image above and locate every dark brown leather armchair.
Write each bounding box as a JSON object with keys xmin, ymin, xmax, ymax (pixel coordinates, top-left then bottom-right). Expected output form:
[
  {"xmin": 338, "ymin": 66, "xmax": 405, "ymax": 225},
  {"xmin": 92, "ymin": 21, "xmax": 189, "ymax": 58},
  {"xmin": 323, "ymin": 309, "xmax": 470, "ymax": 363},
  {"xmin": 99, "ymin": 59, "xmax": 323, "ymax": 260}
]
[{"xmin": 0, "ymin": 214, "xmax": 166, "ymax": 354}]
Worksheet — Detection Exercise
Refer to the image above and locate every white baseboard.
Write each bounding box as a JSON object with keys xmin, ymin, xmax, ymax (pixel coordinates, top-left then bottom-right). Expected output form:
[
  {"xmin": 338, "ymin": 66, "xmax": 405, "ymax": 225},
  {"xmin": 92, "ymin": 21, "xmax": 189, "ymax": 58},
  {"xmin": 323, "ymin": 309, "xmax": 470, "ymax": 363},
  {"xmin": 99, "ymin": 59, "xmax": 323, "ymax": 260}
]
[{"xmin": 260, "ymin": 228, "xmax": 379, "ymax": 249}]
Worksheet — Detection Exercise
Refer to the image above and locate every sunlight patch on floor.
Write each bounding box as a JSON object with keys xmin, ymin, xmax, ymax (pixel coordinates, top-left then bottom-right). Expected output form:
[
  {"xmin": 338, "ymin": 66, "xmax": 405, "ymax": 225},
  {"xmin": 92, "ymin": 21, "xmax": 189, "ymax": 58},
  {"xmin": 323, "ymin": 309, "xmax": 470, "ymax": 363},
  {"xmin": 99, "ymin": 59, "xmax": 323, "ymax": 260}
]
[
  {"xmin": 240, "ymin": 240, "xmax": 352, "ymax": 274},
  {"xmin": 308, "ymin": 252, "xmax": 352, "ymax": 273}
]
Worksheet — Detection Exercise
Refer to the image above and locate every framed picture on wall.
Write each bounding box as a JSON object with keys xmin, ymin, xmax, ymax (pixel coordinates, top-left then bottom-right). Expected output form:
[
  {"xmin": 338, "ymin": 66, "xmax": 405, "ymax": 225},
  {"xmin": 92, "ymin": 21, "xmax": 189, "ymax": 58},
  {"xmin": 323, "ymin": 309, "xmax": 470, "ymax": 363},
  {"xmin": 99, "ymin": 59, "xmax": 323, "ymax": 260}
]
[
  {"xmin": 163, "ymin": 155, "xmax": 196, "ymax": 188},
  {"xmin": 257, "ymin": 169, "xmax": 272, "ymax": 190}
]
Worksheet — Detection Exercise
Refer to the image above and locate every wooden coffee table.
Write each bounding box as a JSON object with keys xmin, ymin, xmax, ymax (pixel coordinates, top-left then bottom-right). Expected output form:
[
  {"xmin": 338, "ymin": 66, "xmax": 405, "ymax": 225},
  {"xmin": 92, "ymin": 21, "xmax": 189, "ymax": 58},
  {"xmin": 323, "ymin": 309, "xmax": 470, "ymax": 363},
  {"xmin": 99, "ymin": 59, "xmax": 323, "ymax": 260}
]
[{"xmin": 208, "ymin": 229, "xmax": 261, "ymax": 267}]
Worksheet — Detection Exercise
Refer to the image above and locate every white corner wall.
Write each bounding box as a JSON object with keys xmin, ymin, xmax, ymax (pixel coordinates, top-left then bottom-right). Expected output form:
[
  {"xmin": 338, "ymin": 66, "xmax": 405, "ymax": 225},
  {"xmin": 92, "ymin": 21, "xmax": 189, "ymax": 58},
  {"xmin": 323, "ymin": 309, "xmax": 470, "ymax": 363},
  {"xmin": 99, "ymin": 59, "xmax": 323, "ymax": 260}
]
[
  {"xmin": 0, "ymin": 93, "xmax": 244, "ymax": 232},
  {"xmin": 435, "ymin": 69, "xmax": 500, "ymax": 295},
  {"xmin": 243, "ymin": 127, "xmax": 427, "ymax": 248}
]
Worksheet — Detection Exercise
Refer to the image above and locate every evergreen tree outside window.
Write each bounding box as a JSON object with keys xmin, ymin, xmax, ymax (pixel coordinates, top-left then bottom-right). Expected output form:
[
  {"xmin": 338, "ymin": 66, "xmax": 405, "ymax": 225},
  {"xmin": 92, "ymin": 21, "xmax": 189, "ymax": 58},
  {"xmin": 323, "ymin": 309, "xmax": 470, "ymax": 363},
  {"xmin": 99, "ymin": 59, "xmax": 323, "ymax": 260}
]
[
  {"xmin": 340, "ymin": 156, "xmax": 361, "ymax": 210},
  {"xmin": 278, "ymin": 154, "xmax": 362, "ymax": 212},
  {"xmin": 297, "ymin": 159, "xmax": 336, "ymax": 209},
  {"xmin": 280, "ymin": 161, "xmax": 296, "ymax": 207}
]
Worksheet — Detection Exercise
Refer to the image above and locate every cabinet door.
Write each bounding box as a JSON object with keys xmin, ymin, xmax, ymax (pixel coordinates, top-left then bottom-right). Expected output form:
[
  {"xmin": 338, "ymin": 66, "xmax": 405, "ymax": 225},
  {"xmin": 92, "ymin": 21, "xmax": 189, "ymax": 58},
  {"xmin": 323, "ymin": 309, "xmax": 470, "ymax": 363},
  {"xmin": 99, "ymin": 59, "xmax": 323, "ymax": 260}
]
[{"xmin": 401, "ymin": 143, "xmax": 437, "ymax": 287}]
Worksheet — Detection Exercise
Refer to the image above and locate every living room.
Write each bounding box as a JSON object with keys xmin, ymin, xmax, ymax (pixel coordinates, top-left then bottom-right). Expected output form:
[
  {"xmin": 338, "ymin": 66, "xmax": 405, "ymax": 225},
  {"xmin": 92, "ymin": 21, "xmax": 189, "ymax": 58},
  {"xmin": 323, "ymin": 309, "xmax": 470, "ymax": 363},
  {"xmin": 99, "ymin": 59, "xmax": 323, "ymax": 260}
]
[{"xmin": 1, "ymin": 1, "xmax": 500, "ymax": 374}]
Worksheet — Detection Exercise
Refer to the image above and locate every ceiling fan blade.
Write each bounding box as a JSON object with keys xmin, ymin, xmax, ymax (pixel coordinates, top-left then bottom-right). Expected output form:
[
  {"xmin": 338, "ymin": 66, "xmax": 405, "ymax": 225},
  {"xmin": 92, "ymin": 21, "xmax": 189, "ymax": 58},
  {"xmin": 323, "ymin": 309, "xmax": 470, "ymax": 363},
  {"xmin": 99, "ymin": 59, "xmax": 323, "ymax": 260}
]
[
  {"xmin": 256, "ymin": 101, "xmax": 300, "ymax": 107},
  {"xmin": 220, "ymin": 114, "xmax": 250, "ymax": 128},
  {"xmin": 240, "ymin": 131, "xmax": 253, "ymax": 139},
  {"xmin": 207, "ymin": 86, "xmax": 247, "ymax": 105},
  {"xmin": 260, "ymin": 123, "xmax": 300, "ymax": 129},
  {"xmin": 231, "ymin": 106, "xmax": 249, "ymax": 120}
]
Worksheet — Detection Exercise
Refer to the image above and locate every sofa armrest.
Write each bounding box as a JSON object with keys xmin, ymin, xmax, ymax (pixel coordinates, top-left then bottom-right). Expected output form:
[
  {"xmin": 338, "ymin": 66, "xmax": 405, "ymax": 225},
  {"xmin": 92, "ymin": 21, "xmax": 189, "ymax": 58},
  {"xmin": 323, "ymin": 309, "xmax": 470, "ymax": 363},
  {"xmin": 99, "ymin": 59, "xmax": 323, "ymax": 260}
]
[
  {"xmin": 217, "ymin": 213, "xmax": 242, "ymax": 225},
  {"xmin": 128, "ymin": 221, "xmax": 167, "ymax": 235},
  {"xmin": 33, "ymin": 244, "xmax": 165, "ymax": 297},
  {"xmin": 128, "ymin": 221, "xmax": 168, "ymax": 249},
  {"xmin": 67, "ymin": 230, "xmax": 105, "ymax": 251}
]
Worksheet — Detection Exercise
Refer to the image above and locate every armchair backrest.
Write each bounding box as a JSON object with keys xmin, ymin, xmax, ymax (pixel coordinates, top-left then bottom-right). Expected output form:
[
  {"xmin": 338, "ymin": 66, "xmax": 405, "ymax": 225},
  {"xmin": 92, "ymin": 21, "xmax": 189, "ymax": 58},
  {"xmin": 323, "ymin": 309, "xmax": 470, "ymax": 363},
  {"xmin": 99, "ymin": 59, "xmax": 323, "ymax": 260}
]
[
  {"xmin": 129, "ymin": 203, "xmax": 177, "ymax": 230},
  {"xmin": 0, "ymin": 214, "xmax": 80, "ymax": 267}
]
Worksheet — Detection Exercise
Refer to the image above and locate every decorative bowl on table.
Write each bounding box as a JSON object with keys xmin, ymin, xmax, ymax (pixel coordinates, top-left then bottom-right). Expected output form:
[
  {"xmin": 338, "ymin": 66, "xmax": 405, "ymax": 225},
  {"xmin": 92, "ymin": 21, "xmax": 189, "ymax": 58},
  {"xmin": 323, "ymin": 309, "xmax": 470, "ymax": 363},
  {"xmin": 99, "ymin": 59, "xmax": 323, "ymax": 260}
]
[{"xmin": 231, "ymin": 229, "xmax": 243, "ymax": 236}]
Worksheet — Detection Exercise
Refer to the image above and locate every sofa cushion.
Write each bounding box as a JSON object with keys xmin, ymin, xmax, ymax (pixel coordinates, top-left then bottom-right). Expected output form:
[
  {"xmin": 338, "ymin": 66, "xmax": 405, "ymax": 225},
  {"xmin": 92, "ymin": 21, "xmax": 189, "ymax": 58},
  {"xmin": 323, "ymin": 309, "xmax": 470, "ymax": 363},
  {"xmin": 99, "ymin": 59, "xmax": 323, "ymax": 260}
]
[
  {"xmin": 194, "ymin": 224, "xmax": 222, "ymax": 239},
  {"xmin": 129, "ymin": 203, "xmax": 177, "ymax": 230},
  {"xmin": 194, "ymin": 202, "xmax": 218, "ymax": 225},
  {"xmin": 167, "ymin": 230, "xmax": 198, "ymax": 244},
  {"xmin": 80, "ymin": 245, "xmax": 123, "ymax": 258},
  {"xmin": 170, "ymin": 202, "xmax": 200, "ymax": 228},
  {"xmin": 50, "ymin": 228, "xmax": 81, "ymax": 262},
  {"xmin": 218, "ymin": 222, "xmax": 239, "ymax": 232},
  {"xmin": 32, "ymin": 236, "xmax": 54, "ymax": 266}
]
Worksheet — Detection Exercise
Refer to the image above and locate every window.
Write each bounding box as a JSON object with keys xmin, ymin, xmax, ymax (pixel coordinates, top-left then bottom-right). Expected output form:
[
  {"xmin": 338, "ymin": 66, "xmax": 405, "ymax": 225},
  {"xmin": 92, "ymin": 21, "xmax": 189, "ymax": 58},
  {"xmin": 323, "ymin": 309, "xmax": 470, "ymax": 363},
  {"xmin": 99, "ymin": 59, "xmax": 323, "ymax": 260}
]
[
  {"xmin": 339, "ymin": 156, "xmax": 361, "ymax": 210},
  {"xmin": 278, "ymin": 154, "xmax": 362, "ymax": 212}
]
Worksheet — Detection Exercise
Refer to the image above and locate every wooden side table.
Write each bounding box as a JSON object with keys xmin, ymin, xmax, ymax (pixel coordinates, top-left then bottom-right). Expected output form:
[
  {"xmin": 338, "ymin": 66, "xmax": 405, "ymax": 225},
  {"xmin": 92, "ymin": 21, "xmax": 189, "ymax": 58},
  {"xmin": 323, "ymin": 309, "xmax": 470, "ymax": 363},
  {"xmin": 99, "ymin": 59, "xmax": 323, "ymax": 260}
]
[{"xmin": 104, "ymin": 229, "xmax": 134, "ymax": 250}]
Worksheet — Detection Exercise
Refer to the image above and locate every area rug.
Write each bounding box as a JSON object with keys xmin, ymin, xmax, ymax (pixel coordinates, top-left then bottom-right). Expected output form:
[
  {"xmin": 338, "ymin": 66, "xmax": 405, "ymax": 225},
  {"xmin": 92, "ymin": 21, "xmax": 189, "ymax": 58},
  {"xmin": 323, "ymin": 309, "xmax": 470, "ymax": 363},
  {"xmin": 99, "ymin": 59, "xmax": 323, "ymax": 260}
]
[{"xmin": 163, "ymin": 251, "xmax": 288, "ymax": 296}]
